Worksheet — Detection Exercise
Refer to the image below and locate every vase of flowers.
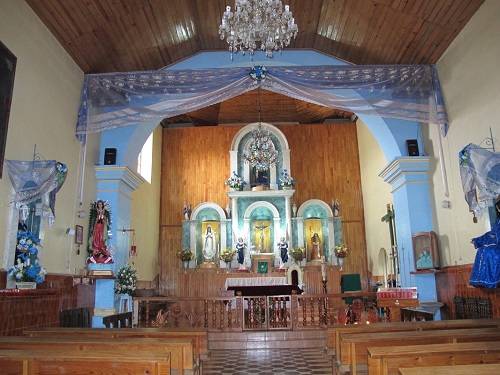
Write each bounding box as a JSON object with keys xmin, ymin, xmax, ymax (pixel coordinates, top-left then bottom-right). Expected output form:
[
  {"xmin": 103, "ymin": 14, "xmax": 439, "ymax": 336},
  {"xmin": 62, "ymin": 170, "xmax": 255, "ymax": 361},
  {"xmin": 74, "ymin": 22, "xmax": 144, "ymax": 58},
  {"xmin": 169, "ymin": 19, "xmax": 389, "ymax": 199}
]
[
  {"xmin": 225, "ymin": 171, "xmax": 245, "ymax": 191},
  {"xmin": 279, "ymin": 169, "xmax": 295, "ymax": 190},
  {"xmin": 177, "ymin": 249, "xmax": 194, "ymax": 269},
  {"xmin": 115, "ymin": 264, "xmax": 138, "ymax": 295},
  {"xmin": 290, "ymin": 247, "xmax": 305, "ymax": 263},
  {"xmin": 220, "ymin": 248, "xmax": 236, "ymax": 271},
  {"xmin": 334, "ymin": 243, "xmax": 349, "ymax": 269},
  {"xmin": 9, "ymin": 232, "xmax": 46, "ymax": 289}
]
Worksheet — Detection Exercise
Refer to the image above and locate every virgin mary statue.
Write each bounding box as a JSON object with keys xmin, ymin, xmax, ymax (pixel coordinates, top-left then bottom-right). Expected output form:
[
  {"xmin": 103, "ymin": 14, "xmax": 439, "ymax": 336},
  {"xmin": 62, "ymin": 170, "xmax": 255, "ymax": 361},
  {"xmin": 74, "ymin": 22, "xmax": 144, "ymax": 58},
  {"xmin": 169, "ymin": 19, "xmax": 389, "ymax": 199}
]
[
  {"xmin": 203, "ymin": 226, "xmax": 217, "ymax": 262},
  {"xmin": 87, "ymin": 200, "xmax": 113, "ymax": 264}
]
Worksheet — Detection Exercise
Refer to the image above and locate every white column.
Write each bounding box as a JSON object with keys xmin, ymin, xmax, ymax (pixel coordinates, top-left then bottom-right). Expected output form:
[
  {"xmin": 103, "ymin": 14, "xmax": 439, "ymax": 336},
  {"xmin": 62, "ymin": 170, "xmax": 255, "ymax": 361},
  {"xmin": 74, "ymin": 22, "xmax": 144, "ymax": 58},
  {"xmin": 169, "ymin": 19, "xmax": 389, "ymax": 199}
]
[
  {"xmin": 229, "ymin": 150, "xmax": 238, "ymax": 176},
  {"xmin": 189, "ymin": 220, "xmax": 196, "ymax": 260},
  {"xmin": 285, "ymin": 196, "xmax": 292, "ymax": 240},
  {"xmin": 221, "ymin": 219, "xmax": 227, "ymax": 268},
  {"xmin": 231, "ymin": 197, "xmax": 238, "ymax": 237},
  {"xmin": 273, "ymin": 217, "xmax": 280, "ymax": 266},
  {"xmin": 297, "ymin": 217, "xmax": 304, "ymax": 248},
  {"xmin": 244, "ymin": 218, "xmax": 251, "ymax": 253},
  {"xmin": 327, "ymin": 217, "xmax": 335, "ymax": 264},
  {"xmin": 270, "ymin": 165, "xmax": 278, "ymax": 190}
]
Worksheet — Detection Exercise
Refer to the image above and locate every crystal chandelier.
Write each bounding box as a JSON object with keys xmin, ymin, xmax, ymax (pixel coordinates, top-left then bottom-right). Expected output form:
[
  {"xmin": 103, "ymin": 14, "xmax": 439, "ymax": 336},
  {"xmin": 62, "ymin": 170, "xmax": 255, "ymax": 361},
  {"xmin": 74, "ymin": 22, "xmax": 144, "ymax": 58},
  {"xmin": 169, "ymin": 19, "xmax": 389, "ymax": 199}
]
[
  {"xmin": 243, "ymin": 125, "xmax": 278, "ymax": 171},
  {"xmin": 219, "ymin": 0, "xmax": 298, "ymax": 59}
]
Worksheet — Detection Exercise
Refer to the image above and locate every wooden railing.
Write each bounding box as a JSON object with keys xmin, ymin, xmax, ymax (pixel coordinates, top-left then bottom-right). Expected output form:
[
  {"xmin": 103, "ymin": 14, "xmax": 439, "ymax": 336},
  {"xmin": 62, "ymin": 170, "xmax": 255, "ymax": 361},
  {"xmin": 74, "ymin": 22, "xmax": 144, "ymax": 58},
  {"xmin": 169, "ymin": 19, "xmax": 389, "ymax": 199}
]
[{"xmin": 135, "ymin": 292, "xmax": 379, "ymax": 331}]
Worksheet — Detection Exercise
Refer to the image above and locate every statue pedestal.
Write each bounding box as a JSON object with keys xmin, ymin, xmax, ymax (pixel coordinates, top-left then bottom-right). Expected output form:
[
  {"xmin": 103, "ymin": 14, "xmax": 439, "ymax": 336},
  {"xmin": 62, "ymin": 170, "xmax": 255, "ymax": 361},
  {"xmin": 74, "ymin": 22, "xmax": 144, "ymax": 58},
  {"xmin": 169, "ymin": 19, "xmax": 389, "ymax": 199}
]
[
  {"xmin": 88, "ymin": 263, "xmax": 115, "ymax": 328},
  {"xmin": 252, "ymin": 253, "xmax": 275, "ymax": 274}
]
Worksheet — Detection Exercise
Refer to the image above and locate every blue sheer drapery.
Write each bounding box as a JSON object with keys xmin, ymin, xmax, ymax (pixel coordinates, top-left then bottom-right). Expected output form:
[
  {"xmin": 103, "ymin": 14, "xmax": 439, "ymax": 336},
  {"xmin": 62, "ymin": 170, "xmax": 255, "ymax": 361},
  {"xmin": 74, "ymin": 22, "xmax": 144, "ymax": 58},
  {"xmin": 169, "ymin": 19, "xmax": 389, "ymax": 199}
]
[{"xmin": 76, "ymin": 65, "xmax": 448, "ymax": 137}]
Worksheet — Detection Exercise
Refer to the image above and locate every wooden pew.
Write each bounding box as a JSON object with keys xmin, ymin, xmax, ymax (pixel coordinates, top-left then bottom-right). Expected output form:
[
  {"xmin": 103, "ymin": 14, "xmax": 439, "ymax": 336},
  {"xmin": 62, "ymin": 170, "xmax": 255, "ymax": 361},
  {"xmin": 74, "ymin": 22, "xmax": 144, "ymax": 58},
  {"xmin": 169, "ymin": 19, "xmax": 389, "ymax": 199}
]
[
  {"xmin": 339, "ymin": 327, "xmax": 500, "ymax": 374},
  {"xmin": 0, "ymin": 336, "xmax": 192, "ymax": 375},
  {"xmin": 328, "ymin": 319, "xmax": 500, "ymax": 357},
  {"xmin": 0, "ymin": 348, "xmax": 170, "ymax": 375},
  {"xmin": 398, "ymin": 364, "xmax": 500, "ymax": 375},
  {"xmin": 367, "ymin": 341, "xmax": 500, "ymax": 375},
  {"xmin": 24, "ymin": 327, "xmax": 208, "ymax": 360}
]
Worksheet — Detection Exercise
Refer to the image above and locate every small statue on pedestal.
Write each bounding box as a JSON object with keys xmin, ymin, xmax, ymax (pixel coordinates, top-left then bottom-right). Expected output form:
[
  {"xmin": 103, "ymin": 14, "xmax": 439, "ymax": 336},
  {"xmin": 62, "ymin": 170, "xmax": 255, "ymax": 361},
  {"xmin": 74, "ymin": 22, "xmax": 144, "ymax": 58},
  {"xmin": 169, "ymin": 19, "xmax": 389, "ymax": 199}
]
[
  {"xmin": 278, "ymin": 237, "xmax": 289, "ymax": 268},
  {"xmin": 235, "ymin": 237, "xmax": 247, "ymax": 270},
  {"xmin": 203, "ymin": 226, "xmax": 216, "ymax": 262},
  {"xmin": 183, "ymin": 202, "xmax": 192, "ymax": 220},
  {"xmin": 332, "ymin": 199, "xmax": 341, "ymax": 217}
]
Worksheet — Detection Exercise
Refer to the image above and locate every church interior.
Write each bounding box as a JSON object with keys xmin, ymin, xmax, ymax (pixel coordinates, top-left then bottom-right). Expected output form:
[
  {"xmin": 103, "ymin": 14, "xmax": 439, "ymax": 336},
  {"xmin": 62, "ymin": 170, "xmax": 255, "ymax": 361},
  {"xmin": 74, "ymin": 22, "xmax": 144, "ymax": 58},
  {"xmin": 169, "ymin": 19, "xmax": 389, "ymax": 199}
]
[{"xmin": 0, "ymin": 0, "xmax": 499, "ymax": 374}]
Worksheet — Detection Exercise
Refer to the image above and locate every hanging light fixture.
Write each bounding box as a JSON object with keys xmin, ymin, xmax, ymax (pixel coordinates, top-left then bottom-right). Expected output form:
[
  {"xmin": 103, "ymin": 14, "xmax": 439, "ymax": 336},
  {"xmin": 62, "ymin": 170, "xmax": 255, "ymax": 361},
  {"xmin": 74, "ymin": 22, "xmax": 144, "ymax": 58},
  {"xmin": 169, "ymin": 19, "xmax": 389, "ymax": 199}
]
[
  {"xmin": 243, "ymin": 89, "xmax": 278, "ymax": 171},
  {"xmin": 219, "ymin": 0, "xmax": 298, "ymax": 59}
]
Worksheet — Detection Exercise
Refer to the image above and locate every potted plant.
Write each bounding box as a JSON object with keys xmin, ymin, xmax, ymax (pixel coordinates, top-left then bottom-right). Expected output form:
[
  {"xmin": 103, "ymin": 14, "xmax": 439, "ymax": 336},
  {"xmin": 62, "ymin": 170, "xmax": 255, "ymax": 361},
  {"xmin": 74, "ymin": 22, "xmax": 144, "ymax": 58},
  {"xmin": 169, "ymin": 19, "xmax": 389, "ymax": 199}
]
[
  {"xmin": 290, "ymin": 247, "xmax": 305, "ymax": 263},
  {"xmin": 225, "ymin": 171, "xmax": 245, "ymax": 191},
  {"xmin": 9, "ymin": 231, "xmax": 46, "ymax": 289},
  {"xmin": 115, "ymin": 264, "xmax": 138, "ymax": 296},
  {"xmin": 279, "ymin": 169, "xmax": 295, "ymax": 190},
  {"xmin": 220, "ymin": 248, "xmax": 236, "ymax": 271},
  {"xmin": 177, "ymin": 248, "xmax": 194, "ymax": 269},
  {"xmin": 334, "ymin": 243, "xmax": 349, "ymax": 269}
]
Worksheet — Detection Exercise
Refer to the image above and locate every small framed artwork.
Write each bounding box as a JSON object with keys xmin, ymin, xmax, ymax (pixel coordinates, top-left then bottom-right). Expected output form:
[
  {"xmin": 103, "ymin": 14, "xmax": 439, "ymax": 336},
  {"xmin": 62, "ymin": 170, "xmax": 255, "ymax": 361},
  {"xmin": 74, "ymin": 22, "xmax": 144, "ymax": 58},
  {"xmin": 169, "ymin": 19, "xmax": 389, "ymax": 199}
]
[
  {"xmin": 412, "ymin": 231, "xmax": 440, "ymax": 270},
  {"xmin": 75, "ymin": 225, "xmax": 84, "ymax": 245}
]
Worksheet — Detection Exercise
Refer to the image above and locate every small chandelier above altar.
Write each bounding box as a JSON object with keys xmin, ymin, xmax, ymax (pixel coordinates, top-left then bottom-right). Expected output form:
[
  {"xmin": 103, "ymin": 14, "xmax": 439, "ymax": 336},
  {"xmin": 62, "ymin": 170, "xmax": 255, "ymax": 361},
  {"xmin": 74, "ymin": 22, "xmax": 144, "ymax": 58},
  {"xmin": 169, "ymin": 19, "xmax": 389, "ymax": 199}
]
[
  {"xmin": 243, "ymin": 125, "xmax": 278, "ymax": 172},
  {"xmin": 219, "ymin": 0, "xmax": 298, "ymax": 59}
]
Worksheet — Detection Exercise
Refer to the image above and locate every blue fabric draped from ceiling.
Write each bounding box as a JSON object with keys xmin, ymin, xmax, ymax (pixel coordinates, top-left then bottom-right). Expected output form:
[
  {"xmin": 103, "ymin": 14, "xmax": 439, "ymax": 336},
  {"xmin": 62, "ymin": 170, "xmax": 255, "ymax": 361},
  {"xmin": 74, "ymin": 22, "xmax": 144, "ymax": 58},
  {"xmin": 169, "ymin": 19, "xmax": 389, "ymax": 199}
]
[{"xmin": 76, "ymin": 64, "xmax": 448, "ymax": 138}]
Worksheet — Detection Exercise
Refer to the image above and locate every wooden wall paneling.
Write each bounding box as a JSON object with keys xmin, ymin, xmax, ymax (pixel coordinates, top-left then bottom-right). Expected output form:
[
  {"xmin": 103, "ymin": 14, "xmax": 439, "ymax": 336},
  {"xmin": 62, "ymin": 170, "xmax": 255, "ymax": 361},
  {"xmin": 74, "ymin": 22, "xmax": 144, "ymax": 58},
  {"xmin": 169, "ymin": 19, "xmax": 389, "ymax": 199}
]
[{"xmin": 160, "ymin": 123, "xmax": 368, "ymax": 296}]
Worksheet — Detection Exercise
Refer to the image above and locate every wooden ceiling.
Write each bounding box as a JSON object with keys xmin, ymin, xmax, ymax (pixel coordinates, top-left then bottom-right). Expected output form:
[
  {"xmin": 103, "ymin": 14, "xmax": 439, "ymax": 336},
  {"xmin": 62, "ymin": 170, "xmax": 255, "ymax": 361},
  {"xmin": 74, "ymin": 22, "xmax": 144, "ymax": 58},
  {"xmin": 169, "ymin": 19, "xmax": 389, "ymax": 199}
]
[
  {"xmin": 27, "ymin": 0, "xmax": 484, "ymax": 73},
  {"xmin": 161, "ymin": 89, "xmax": 353, "ymax": 126}
]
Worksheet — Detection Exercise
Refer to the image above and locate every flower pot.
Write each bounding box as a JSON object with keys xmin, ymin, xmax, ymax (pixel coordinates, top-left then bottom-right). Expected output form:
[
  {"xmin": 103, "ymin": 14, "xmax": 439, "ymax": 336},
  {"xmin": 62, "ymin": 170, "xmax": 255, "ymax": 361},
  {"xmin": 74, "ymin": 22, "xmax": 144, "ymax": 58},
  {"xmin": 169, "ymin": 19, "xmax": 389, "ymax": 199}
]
[
  {"xmin": 16, "ymin": 281, "xmax": 36, "ymax": 290},
  {"xmin": 282, "ymin": 185, "xmax": 293, "ymax": 190}
]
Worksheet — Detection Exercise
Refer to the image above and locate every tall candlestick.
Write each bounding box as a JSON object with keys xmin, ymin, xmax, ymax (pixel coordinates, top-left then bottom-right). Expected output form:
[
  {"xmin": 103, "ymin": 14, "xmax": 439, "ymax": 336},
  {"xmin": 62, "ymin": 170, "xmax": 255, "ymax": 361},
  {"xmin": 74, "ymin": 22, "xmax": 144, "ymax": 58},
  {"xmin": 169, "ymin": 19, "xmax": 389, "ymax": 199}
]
[{"xmin": 321, "ymin": 257, "xmax": 327, "ymax": 281}]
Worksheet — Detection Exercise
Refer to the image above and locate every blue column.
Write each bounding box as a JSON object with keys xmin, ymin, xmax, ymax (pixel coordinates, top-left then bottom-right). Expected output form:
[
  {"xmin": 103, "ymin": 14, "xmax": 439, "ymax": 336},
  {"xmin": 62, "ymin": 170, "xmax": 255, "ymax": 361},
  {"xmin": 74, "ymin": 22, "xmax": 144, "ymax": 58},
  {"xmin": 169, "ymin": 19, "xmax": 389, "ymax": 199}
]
[
  {"xmin": 379, "ymin": 157, "xmax": 441, "ymax": 319},
  {"xmin": 91, "ymin": 166, "xmax": 144, "ymax": 327}
]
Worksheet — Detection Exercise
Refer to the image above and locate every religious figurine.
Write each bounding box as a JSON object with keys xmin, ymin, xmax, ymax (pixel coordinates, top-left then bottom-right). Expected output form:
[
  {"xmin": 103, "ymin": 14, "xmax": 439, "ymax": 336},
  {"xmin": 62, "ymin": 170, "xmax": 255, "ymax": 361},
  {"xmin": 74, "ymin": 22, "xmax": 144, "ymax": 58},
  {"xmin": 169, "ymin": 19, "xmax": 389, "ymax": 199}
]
[
  {"xmin": 226, "ymin": 203, "xmax": 231, "ymax": 219},
  {"xmin": 235, "ymin": 237, "xmax": 247, "ymax": 269},
  {"xmin": 183, "ymin": 202, "xmax": 192, "ymax": 220},
  {"xmin": 292, "ymin": 202, "xmax": 298, "ymax": 218},
  {"xmin": 203, "ymin": 225, "xmax": 217, "ymax": 262},
  {"xmin": 277, "ymin": 237, "xmax": 289, "ymax": 268},
  {"xmin": 255, "ymin": 223, "xmax": 269, "ymax": 253},
  {"xmin": 310, "ymin": 232, "xmax": 322, "ymax": 261},
  {"xmin": 469, "ymin": 196, "xmax": 500, "ymax": 288},
  {"xmin": 332, "ymin": 199, "xmax": 341, "ymax": 217},
  {"xmin": 87, "ymin": 200, "xmax": 113, "ymax": 264}
]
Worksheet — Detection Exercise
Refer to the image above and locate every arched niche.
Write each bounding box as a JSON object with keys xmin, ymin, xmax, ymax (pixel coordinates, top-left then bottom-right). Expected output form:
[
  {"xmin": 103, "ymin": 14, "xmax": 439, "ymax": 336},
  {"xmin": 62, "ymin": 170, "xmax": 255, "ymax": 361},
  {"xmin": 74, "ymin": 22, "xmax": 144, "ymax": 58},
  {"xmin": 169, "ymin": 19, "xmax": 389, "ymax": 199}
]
[
  {"xmin": 243, "ymin": 201, "xmax": 281, "ymax": 265},
  {"xmin": 230, "ymin": 122, "xmax": 291, "ymax": 190},
  {"xmin": 287, "ymin": 263, "xmax": 304, "ymax": 289},
  {"xmin": 189, "ymin": 202, "xmax": 227, "ymax": 266},
  {"xmin": 296, "ymin": 199, "xmax": 335, "ymax": 263}
]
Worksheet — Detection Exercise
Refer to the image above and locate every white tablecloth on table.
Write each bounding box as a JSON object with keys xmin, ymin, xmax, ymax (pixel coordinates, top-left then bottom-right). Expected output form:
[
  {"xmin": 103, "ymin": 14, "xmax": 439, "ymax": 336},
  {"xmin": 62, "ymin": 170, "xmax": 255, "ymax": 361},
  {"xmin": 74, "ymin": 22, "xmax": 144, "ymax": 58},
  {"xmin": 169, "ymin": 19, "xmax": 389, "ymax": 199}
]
[{"xmin": 224, "ymin": 277, "xmax": 287, "ymax": 290}]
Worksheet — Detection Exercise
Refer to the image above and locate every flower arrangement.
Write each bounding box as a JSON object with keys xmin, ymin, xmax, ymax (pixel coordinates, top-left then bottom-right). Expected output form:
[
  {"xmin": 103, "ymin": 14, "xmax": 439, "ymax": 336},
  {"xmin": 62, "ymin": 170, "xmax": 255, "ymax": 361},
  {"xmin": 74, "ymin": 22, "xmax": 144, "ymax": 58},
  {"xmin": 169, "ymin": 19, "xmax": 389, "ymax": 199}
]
[
  {"xmin": 290, "ymin": 247, "xmax": 305, "ymax": 262},
  {"xmin": 279, "ymin": 169, "xmax": 295, "ymax": 189},
  {"xmin": 177, "ymin": 248, "xmax": 194, "ymax": 262},
  {"xmin": 115, "ymin": 264, "xmax": 137, "ymax": 295},
  {"xmin": 334, "ymin": 243, "xmax": 349, "ymax": 258},
  {"xmin": 220, "ymin": 248, "xmax": 236, "ymax": 263},
  {"xmin": 225, "ymin": 171, "xmax": 245, "ymax": 190},
  {"xmin": 8, "ymin": 232, "xmax": 46, "ymax": 284}
]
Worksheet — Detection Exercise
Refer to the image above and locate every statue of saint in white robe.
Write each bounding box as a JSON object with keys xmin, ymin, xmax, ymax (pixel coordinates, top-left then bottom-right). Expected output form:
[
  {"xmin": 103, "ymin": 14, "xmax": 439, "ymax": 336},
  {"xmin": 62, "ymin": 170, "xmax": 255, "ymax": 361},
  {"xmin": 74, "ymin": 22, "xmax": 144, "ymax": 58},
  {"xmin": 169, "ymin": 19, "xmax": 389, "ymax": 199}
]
[{"xmin": 203, "ymin": 226, "xmax": 216, "ymax": 261}]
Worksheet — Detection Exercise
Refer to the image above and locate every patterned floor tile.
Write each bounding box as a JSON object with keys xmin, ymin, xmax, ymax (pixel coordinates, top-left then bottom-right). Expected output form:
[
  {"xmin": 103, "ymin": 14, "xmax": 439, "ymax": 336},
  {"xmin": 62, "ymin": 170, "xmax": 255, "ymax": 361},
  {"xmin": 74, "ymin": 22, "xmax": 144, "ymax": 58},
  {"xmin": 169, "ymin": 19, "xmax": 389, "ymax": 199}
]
[{"xmin": 202, "ymin": 349, "xmax": 332, "ymax": 374}]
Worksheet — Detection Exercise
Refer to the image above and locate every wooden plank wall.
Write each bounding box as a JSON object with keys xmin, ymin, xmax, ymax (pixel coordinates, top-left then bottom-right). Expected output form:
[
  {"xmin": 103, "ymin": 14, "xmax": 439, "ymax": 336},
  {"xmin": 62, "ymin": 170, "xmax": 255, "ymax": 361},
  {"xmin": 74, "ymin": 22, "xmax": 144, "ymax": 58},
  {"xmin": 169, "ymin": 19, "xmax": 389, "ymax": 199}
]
[{"xmin": 160, "ymin": 123, "xmax": 367, "ymax": 296}]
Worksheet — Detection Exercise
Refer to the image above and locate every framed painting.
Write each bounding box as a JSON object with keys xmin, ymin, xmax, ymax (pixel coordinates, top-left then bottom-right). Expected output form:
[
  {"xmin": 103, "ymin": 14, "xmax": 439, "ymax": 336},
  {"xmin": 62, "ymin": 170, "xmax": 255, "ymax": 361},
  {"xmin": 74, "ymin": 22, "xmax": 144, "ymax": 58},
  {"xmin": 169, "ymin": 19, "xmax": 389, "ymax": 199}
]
[
  {"xmin": 0, "ymin": 41, "xmax": 17, "ymax": 179},
  {"xmin": 412, "ymin": 231, "xmax": 440, "ymax": 270},
  {"xmin": 75, "ymin": 225, "xmax": 84, "ymax": 245}
]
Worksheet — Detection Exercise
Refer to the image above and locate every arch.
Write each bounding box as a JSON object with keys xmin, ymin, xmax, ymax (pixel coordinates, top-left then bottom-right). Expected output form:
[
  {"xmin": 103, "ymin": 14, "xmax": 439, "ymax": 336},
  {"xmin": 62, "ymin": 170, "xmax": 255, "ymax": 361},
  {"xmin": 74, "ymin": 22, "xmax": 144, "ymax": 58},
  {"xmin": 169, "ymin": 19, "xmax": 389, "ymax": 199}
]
[
  {"xmin": 297, "ymin": 199, "xmax": 333, "ymax": 218},
  {"xmin": 190, "ymin": 202, "xmax": 227, "ymax": 221},
  {"xmin": 287, "ymin": 263, "xmax": 304, "ymax": 288},
  {"xmin": 231, "ymin": 122, "xmax": 290, "ymax": 151},
  {"xmin": 243, "ymin": 201, "xmax": 280, "ymax": 220}
]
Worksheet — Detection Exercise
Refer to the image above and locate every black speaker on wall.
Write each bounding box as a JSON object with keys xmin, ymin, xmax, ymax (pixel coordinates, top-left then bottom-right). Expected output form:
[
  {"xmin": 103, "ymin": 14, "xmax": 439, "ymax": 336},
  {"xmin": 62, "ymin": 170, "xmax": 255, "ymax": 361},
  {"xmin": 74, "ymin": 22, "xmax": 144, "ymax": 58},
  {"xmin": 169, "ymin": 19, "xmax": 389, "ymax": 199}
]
[
  {"xmin": 406, "ymin": 139, "xmax": 419, "ymax": 156},
  {"xmin": 104, "ymin": 148, "xmax": 117, "ymax": 165}
]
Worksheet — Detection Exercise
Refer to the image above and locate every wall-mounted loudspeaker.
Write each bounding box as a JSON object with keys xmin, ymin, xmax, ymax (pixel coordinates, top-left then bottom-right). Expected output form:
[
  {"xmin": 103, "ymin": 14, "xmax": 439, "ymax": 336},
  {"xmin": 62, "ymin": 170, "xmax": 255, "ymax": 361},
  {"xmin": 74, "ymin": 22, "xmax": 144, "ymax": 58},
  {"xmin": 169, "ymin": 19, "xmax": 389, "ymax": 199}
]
[
  {"xmin": 406, "ymin": 139, "xmax": 419, "ymax": 156},
  {"xmin": 104, "ymin": 148, "xmax": 117, "ymax": 165}
]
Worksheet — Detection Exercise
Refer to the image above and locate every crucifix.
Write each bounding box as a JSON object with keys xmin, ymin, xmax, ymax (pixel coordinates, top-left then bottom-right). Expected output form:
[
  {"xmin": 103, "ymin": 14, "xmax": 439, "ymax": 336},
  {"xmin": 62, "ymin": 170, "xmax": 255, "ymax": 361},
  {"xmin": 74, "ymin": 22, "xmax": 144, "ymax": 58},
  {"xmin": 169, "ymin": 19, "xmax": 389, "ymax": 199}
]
[{"xmin": 254, "ymin": 224, "xmax": 269, "ymax": 253}]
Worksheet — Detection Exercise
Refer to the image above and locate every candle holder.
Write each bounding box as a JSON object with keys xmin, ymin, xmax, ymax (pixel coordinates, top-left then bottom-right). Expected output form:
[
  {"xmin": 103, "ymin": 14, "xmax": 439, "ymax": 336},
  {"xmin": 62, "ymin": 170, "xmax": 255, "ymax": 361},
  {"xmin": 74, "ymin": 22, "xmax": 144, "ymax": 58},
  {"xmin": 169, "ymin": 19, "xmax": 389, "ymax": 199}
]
[{"xmin": 321, "ymin": 278, "xmax": 328, "ymax": 325}]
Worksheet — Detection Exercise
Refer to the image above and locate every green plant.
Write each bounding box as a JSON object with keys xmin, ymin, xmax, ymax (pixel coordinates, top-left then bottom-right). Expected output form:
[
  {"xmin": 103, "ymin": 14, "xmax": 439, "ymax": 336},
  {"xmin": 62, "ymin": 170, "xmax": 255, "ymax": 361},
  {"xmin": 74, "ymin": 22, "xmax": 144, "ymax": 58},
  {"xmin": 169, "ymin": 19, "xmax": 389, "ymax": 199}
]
[
  {"xmin": 290, "ymin": 247, "xmax": 305, "ymax": 262},
  {"xmin": 115, "ymin": 264, "xmax": 137, "ymax": 295},
  {"xmin": 177, "ymin": 248, "xmax": 194, "ymax": 262},
  {"xmin": 220, "ymin": 248, "xmax": 236, "ymax": 263}
]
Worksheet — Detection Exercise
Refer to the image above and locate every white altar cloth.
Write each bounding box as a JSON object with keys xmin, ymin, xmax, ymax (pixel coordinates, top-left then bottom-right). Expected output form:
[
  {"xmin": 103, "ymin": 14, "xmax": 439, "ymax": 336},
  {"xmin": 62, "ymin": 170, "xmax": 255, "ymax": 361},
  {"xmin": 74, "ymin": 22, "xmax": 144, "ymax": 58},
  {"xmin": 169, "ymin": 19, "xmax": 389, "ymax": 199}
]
[{"xmin": 224, "ymin": 277, "xmax": 287, "ymax": 290}]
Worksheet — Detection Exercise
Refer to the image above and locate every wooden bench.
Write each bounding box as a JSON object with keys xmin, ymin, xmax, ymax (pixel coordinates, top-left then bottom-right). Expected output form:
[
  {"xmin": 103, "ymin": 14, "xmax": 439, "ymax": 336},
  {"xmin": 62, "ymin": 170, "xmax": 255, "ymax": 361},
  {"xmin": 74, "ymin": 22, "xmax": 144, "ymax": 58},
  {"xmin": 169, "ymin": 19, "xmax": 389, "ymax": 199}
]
[
  {"xmin": 103, "ymin": 311, "xmax": 133, "ymax": 328},
  {"xmin": 367, "ymin": 341, "xmax": 500, "ymax": 375},
  {"xmin": 0, "ymin": 336, "xmax": 192, "ymax": 375},
  {"xmin": 328, "ymin": 318, "xmax": 500, "ymax": 357},
  {"xmin": 24, "ymin": 327, "xmax": 208, "ymax": 360},
  {"xmin": 398, "ymin": 364, "xmax": 500, "ymax": 375},
  {"xmin": 0, "ymin": 348, "xmax": 170, "ymax": 375},
  {"xmin": 339, "ymin": 327, "xmax": 500, "ymax": 374}
]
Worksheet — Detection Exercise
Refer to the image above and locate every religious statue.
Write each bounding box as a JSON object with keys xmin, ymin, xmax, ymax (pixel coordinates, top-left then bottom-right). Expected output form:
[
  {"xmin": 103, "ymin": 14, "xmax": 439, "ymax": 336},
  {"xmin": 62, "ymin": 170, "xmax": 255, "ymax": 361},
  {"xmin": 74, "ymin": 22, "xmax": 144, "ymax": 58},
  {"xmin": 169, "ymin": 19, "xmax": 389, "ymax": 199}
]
[
  {"xmin": 254, "ymin": 223, "xmax": 269, "ymax": 253},
  {"xmin": 277, "ymin": 237, "xmax": 289, "ymax": 268},
  {"xmin": 332, "ymin": 199, "xmax": 341, "ymax": 217},
  {"xmin": 87, "ymin": 200, "xmax": 113, "ymax": 264},
  {"xmin": 183, "ymin": 202, "xmax": 192, "ymax": 220},
  {"xmin": 235, "ymin": 237, "xmax": 247, "ymax": 269},
  {"xmin": 469, "ymin": 196, "xmax": 500, "ymax": 288},
  {"xmin": 203, "ymin": 225, "xmax": 217, "ymax": 262},
  {"xmin": 310, "ymin": 232, "xmax": 322, "ymax": 261}
]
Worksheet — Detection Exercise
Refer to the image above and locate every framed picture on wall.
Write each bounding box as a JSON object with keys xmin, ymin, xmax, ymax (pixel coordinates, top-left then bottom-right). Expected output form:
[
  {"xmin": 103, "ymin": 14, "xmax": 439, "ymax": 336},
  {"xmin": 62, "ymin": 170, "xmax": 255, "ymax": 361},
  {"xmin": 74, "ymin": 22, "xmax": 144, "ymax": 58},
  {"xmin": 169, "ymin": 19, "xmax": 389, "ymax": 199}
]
[
  {"xmin": 75, "ymin": 225, "xmax": 84, "ymax": 245},
  {"xmin": 412, "ymin": 231, "xmax": 440, "ymax": 270},
  {"xmin": 0, "ymin": 41, "xmax": 17, "ymax": 179}
]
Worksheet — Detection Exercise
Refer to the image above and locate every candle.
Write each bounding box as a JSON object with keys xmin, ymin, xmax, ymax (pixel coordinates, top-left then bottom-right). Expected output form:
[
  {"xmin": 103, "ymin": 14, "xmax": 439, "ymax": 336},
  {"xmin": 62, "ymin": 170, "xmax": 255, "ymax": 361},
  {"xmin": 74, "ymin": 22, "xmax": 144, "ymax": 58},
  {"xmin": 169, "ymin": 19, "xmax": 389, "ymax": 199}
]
[{"xmin": 321, "ymin": 259, "xmax": 326, "ymax": 281}]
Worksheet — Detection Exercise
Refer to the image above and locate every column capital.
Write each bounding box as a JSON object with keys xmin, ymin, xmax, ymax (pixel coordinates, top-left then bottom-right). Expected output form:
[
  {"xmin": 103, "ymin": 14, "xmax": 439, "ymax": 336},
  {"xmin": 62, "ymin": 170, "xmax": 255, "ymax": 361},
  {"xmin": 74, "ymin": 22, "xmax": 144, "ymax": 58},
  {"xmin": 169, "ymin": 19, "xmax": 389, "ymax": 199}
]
[
  {"xmin": 379, "ymin": 156, "xmax": 431, "ymax": 189},
  {"xmin": 95, "ymin": 166, "xmax": 145, "ymax": 192}
]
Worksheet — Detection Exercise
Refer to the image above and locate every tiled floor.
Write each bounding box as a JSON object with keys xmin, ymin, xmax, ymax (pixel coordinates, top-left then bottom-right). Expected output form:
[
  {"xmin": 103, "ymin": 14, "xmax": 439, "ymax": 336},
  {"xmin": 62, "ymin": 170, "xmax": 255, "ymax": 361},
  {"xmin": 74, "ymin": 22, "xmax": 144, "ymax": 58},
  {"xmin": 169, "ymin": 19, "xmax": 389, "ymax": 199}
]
[{"xmin": 202, "ymin": 348, "xmax": 333, "ymax": 375}]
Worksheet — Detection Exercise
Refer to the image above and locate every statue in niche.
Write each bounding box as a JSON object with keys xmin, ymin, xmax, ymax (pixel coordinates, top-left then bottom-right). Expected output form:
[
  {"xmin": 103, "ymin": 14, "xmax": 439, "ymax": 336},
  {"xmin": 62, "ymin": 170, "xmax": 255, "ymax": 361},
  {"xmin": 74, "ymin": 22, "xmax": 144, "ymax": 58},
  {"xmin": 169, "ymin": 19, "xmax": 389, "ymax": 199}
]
[
  {"xmin": 277, "ymin": 237, "xmax": 289, "ymax": 268},
  {"xmin": 250, "ymin": 166, "xmax": 269, "ymax": 188},
  {"xmin": 235, "ymin": 237, "xmax": 247, "ymax": 270},
  {"xmin": 87, "ymin": 200, "xmax": 113, "ymax": 264},
  {"xmin": 203, "ymin": 225, "xmax": 217, "ymax": 262},
  {"xmin": 310, "ymin": 232, "xmax": 322, "ymax": 261}
]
